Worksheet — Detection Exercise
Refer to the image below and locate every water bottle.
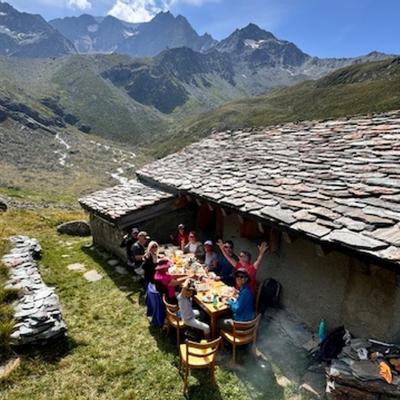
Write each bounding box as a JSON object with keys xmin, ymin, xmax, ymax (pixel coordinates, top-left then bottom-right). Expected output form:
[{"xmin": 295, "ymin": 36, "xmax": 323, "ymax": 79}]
[
  {"xmin": 212, "ymin": 293, "xmax": 218, "ymax": 308},
  {"xmin": 318, "ymin": 319, "xmax": 327, "ymax": 342}
]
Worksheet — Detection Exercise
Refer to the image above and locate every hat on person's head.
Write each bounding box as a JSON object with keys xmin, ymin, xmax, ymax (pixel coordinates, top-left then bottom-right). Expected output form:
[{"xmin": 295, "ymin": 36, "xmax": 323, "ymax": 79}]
[
  {"xmin": 183, "ymin": 278, "xmax": 197, "ymax": 293},
  {"xmin": 155, "ymin": 258, "xmax": 171, "ymax": 271},
  {"xmin": 178, "ymin": 223, "xmax": 185, "ymax": 229},
  {"xmin": 131, "ymin": 227, "xmax": 139, "ymax": 234},
  {"xmin": 235, "ymin": 268, "xmax": 250, "ymax": 281},
  {"xmin": 138, "ymin": 231, "xmax": 150, "ymax": 239},
  {"xmin": 204, "ymin": 240, "xmax": 213, "ymax": 246}
]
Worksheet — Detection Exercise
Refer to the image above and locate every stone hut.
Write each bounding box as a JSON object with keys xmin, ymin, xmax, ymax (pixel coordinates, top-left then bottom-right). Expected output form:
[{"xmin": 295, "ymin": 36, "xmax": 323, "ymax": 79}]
[{"xmin": 80, "ymin": 110, "xmax": 400, "ymax": 342}]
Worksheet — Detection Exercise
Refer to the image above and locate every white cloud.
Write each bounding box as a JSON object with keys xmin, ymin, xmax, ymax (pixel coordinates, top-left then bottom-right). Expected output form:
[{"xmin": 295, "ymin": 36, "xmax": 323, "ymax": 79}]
[
  {"xmin": 170, "ymin": 0, "xmax": 219, "ymax": 5},
  {"xmin": 108, "ymin": 0, "xmax": 161, "ymax": 23},
  {"xmin": 108, "ymin": 0, "xmax": 219, "ymax": 23},
  {"xmin": 66, "ymin": 0, "xmax": 92, "ymax": 10}
]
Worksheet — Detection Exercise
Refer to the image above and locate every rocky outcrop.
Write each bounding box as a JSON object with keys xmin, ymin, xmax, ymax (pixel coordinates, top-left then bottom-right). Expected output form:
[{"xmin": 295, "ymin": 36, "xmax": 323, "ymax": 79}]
[
  {"xmin": 0, "ymin": 2, "xmax": 76, "ymax": 58},
  {"xmin": 2, "ymin": 236, "xmax": 67, "ymax": 346},
  {"xmin": 0, "ymin": 96, "xmax": 63, "ymax": 133},
  {"xmin": 57, "ymin": 220, "xmax": 91, "ymax": 236}
]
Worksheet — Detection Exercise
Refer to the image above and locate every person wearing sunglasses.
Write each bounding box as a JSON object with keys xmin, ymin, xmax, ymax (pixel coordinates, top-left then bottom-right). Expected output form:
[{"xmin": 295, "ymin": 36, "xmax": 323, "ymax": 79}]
[
  {"xmin": 218, "ymin": 268, "xmax": 255, "ymax": 333},
  {"xmin": 141, "ymin": 241, "xmax": 159, "ymax": 287},
  {"xmin": 217, "ymin": 239, "xmax": 269, "ymax": 297},
  {"xmin": 215, "ymin": 240, "xmax": 238, "ymax": 286}
]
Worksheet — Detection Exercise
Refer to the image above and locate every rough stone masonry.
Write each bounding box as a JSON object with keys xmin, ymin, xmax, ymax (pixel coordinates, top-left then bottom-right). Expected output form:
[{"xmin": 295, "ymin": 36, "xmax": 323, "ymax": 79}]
[{"xmin": 2, "ymin": 236, "xmax": 67, "ymax": 346}]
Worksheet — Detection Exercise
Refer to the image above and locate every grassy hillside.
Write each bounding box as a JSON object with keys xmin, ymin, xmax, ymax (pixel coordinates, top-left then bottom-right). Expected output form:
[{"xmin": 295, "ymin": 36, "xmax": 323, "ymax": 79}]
[
  {"xmin": 0, "ymin": 118, "xmax": 149, "ymax": 208},
  {"xmin": 151, "ymin": 57, "xmax": 400, "ymax": 157},
  {"xmin": 51, "ymin": 55, "xmax": 169, "ymax": 142},
  {"xmin": 0, "ymin": 55, "xmax": 170, "ymax": 143}
]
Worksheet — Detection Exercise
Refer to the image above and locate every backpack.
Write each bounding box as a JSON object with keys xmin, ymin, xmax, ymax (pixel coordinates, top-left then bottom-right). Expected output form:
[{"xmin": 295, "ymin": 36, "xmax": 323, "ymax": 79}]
[
  {"xmin": 311, "ymin": 326, "xmax": 347, "ymax": 362},
  {"xmin": 257, "ymin": 278, "xmax": 282, "ymax": 315}
]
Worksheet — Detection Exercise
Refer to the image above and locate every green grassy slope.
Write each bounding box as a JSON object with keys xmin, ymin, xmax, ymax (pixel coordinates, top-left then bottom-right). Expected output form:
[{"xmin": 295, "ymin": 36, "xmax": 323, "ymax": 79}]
[
  {"xmin": 0, "ymin": 55, "xmax": 169, "ymax": 144},
  {"xmin": 51, "ymin": 55, "xmax": 169, "ymax": 142},
  {"xmin": 151, "ymin": 57, "xmax": 400, "ymax": 157}
]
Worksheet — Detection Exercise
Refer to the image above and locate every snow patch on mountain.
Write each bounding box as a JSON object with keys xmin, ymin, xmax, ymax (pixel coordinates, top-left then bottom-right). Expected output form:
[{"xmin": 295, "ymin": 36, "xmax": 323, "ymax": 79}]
[
  {"xmin": 87, "ymin": 24, "xmax": 98, "ymax": 33},
  {"xmin": 244, "ymin": 39, "xmax": 267, "ymax": 49}
]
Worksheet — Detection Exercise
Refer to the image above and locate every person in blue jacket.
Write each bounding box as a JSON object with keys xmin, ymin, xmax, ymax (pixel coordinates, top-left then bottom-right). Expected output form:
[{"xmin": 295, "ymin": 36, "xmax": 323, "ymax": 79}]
[{"xmin": 218, "ymin": 268, "xmax": 255, "ymax": 332}]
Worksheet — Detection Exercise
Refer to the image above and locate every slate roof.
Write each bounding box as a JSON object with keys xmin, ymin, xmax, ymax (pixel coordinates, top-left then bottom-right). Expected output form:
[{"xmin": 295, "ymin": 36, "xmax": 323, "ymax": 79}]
[
  {"xmin": 137, "ymin": 110, "xmax": 400, "ymax": 266},
  {"xmin": 79, "ymin": 180, "xmax": 174, "ymax": 221}
]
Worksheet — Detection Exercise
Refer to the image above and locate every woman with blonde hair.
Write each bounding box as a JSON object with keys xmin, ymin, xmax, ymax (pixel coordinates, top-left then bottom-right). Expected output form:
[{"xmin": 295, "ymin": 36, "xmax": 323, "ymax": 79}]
[{"xmin": 142, "ymin": 241, "xmax": 159, "ymax": 287}]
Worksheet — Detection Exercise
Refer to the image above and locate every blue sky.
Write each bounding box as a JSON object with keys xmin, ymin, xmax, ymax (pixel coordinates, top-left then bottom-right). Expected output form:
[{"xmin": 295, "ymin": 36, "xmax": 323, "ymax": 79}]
[{"xmin": 3, "ymin": 0, "xmax": 400, "ymax": 58}]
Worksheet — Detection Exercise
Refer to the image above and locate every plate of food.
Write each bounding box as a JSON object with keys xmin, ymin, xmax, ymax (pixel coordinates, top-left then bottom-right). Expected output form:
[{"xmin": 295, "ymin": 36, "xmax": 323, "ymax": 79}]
[
  {"xmin": 168, "ymin": 266, "xmax": 185, "ymax": 275},
  {"xmin": 196, "ymin": 283, "xmax": 209, "ymax": 292}
]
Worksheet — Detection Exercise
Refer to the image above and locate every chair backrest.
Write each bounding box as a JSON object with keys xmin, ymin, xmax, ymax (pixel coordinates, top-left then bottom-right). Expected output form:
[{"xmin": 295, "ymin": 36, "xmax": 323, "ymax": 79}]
[
  {"xmin": 166, "ymin": 306, "xmax": 181, "ymax": 325},
  {"xmin": 185, "ymin": 337, "xmax": 221, "ymax": 366},
  {"xmin": 232, "ymin": 314, "xmax": 261, "ymax": 343},
  {"xmin": 163, "ymin": 294, "xmax": 178, "ymax": 313}
]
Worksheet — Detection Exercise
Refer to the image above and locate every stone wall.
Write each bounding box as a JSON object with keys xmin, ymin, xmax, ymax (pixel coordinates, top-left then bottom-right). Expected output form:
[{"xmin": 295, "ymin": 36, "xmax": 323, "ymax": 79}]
[
  {"xmin": 223, "ymin": 213, "xmax": 399, "ymax": 342},
  {"xmin": 89, "ymin": 204, "xmax": 197, "ymax": 262},
  {"xmin": 89, "ymin": 214, "xmax": 126, "ymax": 261}
]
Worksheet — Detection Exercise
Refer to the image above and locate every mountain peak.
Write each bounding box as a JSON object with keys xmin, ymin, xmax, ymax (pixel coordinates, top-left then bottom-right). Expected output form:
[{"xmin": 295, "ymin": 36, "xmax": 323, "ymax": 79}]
[
  {"xmin": 152, "ymin": 10, "xmax": 175, "ymax": 22},
  {"xmin": 237, "ymin": 23, "xmax": 275, "ymax": 40}
]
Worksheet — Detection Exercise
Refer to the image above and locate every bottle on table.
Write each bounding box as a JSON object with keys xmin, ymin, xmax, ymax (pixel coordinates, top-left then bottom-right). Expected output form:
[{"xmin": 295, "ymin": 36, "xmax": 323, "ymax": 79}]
[{"xmin": 212, "ymin": 293, "xmax": 218, "ymax": 308}]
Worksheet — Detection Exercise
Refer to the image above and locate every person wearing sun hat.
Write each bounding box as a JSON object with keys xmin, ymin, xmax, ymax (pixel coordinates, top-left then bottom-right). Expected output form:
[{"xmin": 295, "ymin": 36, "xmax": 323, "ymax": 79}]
[
  {"xmin": 218, "ymin": 268, "xmax": 255, "ymax": 332},
  {"xmin": 154, "ymin": 259, "xmax": 188, "ymax": 303}
]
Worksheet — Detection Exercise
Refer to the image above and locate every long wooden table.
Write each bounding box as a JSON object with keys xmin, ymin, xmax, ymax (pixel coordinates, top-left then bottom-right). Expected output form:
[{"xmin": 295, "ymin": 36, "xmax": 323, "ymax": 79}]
[{"xmin": 194, "ymin": 280, "xmax": 232, "ymax": 338}]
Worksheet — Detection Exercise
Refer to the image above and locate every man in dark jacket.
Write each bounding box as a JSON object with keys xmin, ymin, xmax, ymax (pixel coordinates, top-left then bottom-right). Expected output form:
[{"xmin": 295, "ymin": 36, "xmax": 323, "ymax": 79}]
[
  {"xmin": 131, "ymin": 231, "xmax": 149, "ymax": 272},
  {"xmin": 120, "ymin": 227, "xmax": 139, "ymax": 266}
]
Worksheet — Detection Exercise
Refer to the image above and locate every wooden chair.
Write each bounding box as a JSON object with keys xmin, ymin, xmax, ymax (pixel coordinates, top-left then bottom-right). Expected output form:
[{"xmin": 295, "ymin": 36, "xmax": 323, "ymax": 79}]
[
  {"xmin": 163, "ymin": 295, "xmax": 185, "ymax": 348},
  {"xmin": 220, "ymin": 314, "xmax": 261, "ymax": 363},
  {"xmin": 179, "ymin": 337, "xmax": 221, "ymax": 395}
]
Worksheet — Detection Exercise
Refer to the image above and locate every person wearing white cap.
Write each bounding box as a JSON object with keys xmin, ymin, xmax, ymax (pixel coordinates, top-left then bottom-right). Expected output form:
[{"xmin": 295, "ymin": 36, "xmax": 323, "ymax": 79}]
[{"xmin": 204, "ymin": 240, "xmax": 218, "ymax": 271}]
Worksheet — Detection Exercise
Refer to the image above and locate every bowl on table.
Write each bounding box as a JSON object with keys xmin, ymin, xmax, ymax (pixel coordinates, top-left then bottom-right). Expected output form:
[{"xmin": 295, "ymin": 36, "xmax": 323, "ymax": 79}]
[{"xmin": 202, "ymin": 294, "xmax": 213, "ymax": 303}]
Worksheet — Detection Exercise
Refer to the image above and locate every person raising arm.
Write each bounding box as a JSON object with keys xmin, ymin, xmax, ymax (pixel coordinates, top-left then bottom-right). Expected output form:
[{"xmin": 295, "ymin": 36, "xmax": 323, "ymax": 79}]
[{"xmin": 217, "ymin": 239, "xmax": 269, "ymax": 296}]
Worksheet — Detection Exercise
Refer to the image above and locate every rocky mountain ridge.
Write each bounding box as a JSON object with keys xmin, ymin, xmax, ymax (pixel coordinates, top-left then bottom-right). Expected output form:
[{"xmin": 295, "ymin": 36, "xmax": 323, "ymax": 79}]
[
  {"xmin": 0, "ymin": 1, "xmax": 76, "ymax": 57},
  {"xmin": 50, "ymin": 10, "xmax": 216, "ymax": 57}
]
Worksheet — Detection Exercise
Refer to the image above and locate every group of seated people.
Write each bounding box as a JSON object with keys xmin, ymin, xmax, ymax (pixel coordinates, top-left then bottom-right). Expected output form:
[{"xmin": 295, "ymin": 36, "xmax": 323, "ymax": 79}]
[{"xmin": 121, "ymin": 224, "xmax": 269, "ymax": 338}]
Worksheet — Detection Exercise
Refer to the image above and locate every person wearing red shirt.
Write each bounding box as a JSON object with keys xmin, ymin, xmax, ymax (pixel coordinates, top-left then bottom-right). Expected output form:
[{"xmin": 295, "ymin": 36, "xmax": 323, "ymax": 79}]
[
  {"xmin": 170, "ymin": 223, "xmax": 189, "ymax": 250},
  {"xmin": 217, "ymin": 240, "xmax": 269, "ymax": 297}
]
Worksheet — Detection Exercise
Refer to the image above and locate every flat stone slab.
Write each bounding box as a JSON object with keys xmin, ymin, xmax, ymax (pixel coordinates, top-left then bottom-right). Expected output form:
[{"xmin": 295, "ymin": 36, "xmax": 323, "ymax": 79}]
[
  {"xmin": 83, "ymin": 270, "xmax": 103, "ymax": 282},
  {"xmin": 291, "ymin": 222, "xmax": 331, "ymax": 238},
  {"xmin": 325, "ymin": 230, "xmax": 388, "ymax": 250},
  {"xmin": 115, "ymin": 266, "xmax": 128, "ymax": 275},
  {"xmin": 260, "ymin": 207, "xmax": 295, "ymax": 225},
  {"xmin": 67, "ymin": 263, "xmax": 86, "ymax": 272},
  {"xmin": 368, "ymin": 224, "xmax": 400, "ymax": 246}
]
